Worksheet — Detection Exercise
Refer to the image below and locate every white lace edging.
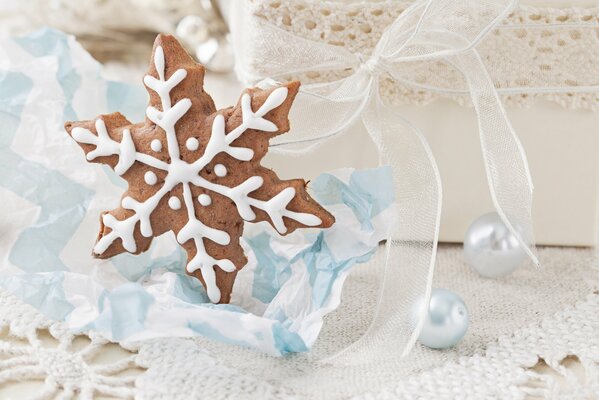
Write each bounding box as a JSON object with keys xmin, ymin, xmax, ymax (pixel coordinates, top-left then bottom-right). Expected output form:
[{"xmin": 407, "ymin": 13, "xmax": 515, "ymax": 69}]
[
  {"xmin": 249, "ymin": 0, "xmax": 599, "ymax": 111},
  {"xmin": 0, "ymin": 292, "xmax": 139, "ymax": 399}
]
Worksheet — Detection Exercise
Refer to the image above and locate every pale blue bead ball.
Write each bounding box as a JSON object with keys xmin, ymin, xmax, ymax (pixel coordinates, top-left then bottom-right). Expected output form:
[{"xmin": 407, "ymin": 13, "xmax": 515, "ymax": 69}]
[
  {"xmin": 464, "ymin": 212, "xmax": 527, "ymax": 278},
  {"xmin": 412, "ymin": 289, "xmax": 469, "ymax": 349}
]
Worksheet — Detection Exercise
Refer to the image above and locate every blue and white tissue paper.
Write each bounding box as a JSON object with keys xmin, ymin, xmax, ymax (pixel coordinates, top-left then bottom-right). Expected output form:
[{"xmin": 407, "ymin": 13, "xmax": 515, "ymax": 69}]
[{"xmin": 0, "ymin": 29, "xmax": 394, "ymax": 355}]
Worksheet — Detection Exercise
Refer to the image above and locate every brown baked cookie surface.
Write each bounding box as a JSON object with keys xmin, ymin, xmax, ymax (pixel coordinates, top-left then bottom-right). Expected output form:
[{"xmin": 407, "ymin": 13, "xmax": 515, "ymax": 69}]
[{"xmin": 64, "ymin": 34, "xmax": 334, "ymax": 304}]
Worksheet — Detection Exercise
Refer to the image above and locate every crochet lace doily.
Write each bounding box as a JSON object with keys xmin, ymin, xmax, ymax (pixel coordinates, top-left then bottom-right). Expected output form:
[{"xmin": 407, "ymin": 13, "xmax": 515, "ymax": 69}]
[
  {"xmin": 248, "ymin": 0, "xmax": 599, "ymax": 111},
  {"xmin": 1, "ymin": 245, "xmax": 598, "ymax": 399}
]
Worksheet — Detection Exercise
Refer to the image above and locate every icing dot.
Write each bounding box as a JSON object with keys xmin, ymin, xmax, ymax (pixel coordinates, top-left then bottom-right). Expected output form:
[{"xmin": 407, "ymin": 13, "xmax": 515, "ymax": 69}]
[
  {"xmin": 144, "ymin": 171, "xmax": 158, "ymax": 185},
  {"xmin": 214, "ymin": 164, "xmax": 227, "ymax": 177},
  {"xmin": 150, "ymin": 139, "xmax": 162, "ymax": 152},
  {"xmin": 198, "ymin": 194, "xmax": 212, "ymax": 206},
  {"xmin": 168, "ymin": 196, "xmax": 181, "ymax": 210},
  {"xmin": 186, "ymin": 137, "xmax": 199, "ymax": 151}
]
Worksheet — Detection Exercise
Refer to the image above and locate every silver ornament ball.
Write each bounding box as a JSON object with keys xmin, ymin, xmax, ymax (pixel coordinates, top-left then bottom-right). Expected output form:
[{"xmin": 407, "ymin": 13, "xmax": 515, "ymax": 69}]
[
  {"xmin": 176, "ymin": 15, "xmax": 210, "ymax": 44},
  {"xmin": 195, "ymin": 35, "xmax": 234, "ymax": 73},
  {"xmin": 411, "ymin": 288, "xmax": 469, "ymax": 349},
  {"xmin": 464, "ymin": 212, "xmax": 527, "ymax": 279}
]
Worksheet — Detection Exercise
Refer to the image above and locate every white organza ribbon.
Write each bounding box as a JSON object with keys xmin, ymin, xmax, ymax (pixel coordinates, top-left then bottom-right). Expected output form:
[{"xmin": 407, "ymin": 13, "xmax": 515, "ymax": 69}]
[{"xmin": 231, "ymin": 0, "xmax": 539, "ymax": 363}]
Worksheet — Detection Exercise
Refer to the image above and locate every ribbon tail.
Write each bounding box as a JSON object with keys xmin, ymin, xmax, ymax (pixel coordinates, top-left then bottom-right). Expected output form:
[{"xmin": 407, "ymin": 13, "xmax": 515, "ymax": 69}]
[
  {"xmin": 450, "ymin": 50, "xmax": 539, "ymax": 266},
  {"xmin": 321, "ymin": 85, "xmax": 442, "ymax": 364}
]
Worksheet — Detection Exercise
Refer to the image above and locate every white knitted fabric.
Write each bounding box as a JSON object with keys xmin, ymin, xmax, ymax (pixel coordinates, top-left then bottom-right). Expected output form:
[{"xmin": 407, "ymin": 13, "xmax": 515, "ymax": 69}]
[
  {"xmin": 1, "ymin": 245, "xmax": 598, "ymax": 399},
  {"xmin": 246, "ymin": 0, "xmax": 599, "ymax": 111}
]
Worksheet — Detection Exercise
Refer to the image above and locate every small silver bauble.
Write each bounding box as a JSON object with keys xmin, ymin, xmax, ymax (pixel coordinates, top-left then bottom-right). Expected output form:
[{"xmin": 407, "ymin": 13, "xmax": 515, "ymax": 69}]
[
  {"xmin": 176, "ymin": 15, "xmax": 211, "ymax": 44},
  {"xmin": 411, "ymin": 288, "xmax": 469, "ymax": 349},
  {"xmin": 194, "ymin": 35, "xmax": 234, "ymax": 73},
  {"xmin": 174, "ymin": 1, "xmax": 235, "ymax": 73},
  {"xmin": 464, "ymin": 212, "xmax": 527, "ymax": 278}
]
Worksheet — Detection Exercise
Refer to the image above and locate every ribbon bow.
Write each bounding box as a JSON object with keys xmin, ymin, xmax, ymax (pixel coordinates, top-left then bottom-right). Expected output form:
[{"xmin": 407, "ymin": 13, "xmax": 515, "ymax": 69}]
[{"xmin": 232, "ymin": 0, "xmax": 538, "ymax": 362}]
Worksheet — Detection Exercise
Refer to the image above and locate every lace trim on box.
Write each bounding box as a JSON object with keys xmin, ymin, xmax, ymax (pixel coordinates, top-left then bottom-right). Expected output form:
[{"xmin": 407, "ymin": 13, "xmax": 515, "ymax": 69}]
[{"xmin": 251, "ymin": 0, "xmax": 599, "ymax": 110}]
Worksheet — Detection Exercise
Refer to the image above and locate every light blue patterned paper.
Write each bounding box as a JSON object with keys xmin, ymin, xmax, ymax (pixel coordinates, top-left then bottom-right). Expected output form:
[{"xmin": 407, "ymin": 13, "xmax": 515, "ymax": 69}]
[{"xmin": 0, "ymin": 29, "xmax": 394, "ymax": 356}]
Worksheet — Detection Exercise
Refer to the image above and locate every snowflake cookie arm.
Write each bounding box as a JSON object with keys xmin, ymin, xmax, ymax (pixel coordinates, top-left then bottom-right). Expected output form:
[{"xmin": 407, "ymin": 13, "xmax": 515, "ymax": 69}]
[
  {"xmin": 144, "ymin": 34, "xmax": 217, "ymax": 124},
  {"xmin": 241, "ymin": 168, "xmax": 335, "ymax": 235},
  {"xmin": 65, "ymin": 113, "xmax": 180, "ymax": 259},
  {"xmin": 181, "ymin": 182, "xmax": 247, "ymax": 304},
  {"xmin": 64, "ymin": 114, "xmax": 169, "ymax": 176},
  {"xmin": 193, "ymin": 166, "xmax": 334, "ymax": 235},
  {"xmin": 196, "ymin": 83, "xmax": 335, "ymax": 234},
  {"xmin": 218, "ymin": 82, "xmax": 301, "ymax": 163}
]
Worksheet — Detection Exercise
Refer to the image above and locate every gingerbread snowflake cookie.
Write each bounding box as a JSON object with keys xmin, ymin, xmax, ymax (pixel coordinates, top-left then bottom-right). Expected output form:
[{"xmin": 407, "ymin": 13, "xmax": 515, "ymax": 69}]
[{"xmin": 65, "ymin": 34, "xmax": 334, "ymax": 304}]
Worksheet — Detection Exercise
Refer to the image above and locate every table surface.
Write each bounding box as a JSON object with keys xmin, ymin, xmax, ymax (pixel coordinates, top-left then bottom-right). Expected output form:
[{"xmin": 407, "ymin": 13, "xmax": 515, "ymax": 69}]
[{"xmin": 0, "ymin": 301, "xmax": 585, "ymax": 400}]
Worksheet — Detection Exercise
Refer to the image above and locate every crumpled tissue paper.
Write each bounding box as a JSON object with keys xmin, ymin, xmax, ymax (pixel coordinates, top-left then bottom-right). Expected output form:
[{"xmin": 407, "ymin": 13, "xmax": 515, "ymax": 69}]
[{"xmin": 0, "ymin": 29, "xmax": 394, "ymax": 355}]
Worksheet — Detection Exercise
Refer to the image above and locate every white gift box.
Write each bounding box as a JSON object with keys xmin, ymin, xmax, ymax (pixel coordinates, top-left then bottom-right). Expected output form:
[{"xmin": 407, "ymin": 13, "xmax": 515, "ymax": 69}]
[
  {"xmin": 266, "ymin": 99, "xmax": 599, "ymax": 247},
  {"xmin": 227, "ymin": 0, "xmax": 599, "ymax": 247}
]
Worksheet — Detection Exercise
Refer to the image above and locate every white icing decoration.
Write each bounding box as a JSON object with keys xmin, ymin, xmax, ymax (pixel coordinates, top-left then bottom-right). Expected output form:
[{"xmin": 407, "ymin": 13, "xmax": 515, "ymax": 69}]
[
  {"xmin": 198, "ymin": 194, "xmax": 212, "ymax": 206},
  {"xmin": 168, "ymin": 196, "xmax": 181, "ymax": 210},
  {"xmin": 214, "ymin": 164, "xmax": 227, "ymax": 177},
  {"xmin": 186, "ymin": 137, "xmax": 199, "ymax": 151},
  {"xmin": 89, "ymin": 46, "xmax": 322, "ymax": 303},
  {"xmin": 144, "ymin": 171, "xmax": 158, "ymax": 185},
  {"xmin": 71, "ymin": 121, "xmax": 139, "ymax": 176},
  {"xmin": 150, "ymin": 139, "xmax": 162, "ymax": 152}
]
